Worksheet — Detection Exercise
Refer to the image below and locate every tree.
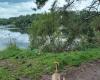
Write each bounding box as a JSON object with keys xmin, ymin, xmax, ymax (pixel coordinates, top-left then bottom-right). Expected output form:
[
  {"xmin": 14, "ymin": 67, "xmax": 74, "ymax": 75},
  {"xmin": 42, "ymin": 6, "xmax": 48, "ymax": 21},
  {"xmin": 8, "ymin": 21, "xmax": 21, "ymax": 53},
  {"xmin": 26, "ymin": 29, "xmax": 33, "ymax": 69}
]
[
  {"xmin": 90, "ymin": 15, "xmax": 100, "ymax": 32},
  {"xmin": 28, "ymin": 0, "xmax": 100, "ymax": 52},
  {"xmin": 29, "ymin": 13, "xmax": 61, "ymax": 52},
  {"xmin": 35, "ymin": 0, "xmax": 100, "ymax": 9}
]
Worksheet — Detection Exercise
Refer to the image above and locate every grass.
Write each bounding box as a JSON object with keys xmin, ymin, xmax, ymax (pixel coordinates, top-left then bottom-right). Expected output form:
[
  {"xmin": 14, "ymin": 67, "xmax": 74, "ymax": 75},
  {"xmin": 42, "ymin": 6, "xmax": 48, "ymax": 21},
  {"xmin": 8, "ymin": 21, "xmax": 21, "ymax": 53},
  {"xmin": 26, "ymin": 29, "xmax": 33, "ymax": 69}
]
[{"xmin": 0, "ymin": 46, "xmax": 100, "ymax": 80}]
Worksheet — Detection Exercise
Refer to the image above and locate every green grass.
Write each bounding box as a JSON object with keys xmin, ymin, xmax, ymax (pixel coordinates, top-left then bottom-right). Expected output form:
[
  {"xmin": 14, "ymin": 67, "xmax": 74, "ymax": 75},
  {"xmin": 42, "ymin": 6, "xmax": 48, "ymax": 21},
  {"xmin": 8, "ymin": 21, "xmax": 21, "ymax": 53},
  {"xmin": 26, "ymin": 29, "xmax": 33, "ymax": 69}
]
[
  {"xmin": 0, "ymin": 68, "xmax": 16, "ymax": 80},
  {"xmin": 0, "ymin": 47, "xmax": 100, "ymax": 80}
]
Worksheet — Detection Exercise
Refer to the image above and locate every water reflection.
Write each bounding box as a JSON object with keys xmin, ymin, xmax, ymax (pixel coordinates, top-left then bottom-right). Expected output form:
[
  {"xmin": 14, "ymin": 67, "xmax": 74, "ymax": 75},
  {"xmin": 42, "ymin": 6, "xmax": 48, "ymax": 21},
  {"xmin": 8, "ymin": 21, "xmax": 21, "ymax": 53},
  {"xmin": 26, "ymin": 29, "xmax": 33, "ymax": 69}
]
[{"xmin": 0, "ymin": 25, "xmax": 30, "ymax": 50}]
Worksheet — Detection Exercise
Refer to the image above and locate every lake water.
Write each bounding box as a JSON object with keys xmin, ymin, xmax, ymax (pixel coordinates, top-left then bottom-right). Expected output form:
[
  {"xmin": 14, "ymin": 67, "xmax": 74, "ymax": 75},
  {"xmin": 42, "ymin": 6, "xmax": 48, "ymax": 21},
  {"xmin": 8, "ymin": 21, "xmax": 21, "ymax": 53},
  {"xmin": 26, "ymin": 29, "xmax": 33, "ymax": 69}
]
[{"xmin": 0, "ymin": 25, "xmax": 30, "ymax": 50}]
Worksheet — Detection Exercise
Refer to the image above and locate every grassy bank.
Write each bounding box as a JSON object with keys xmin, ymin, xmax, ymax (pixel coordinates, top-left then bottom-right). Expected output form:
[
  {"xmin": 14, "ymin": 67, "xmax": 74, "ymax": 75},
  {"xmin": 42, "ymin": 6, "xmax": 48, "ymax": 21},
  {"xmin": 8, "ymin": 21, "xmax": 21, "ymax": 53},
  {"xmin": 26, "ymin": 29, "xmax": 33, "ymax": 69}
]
[{"xmin": 0, "ymin": 47, "xmax": 100, "ymax": 80}]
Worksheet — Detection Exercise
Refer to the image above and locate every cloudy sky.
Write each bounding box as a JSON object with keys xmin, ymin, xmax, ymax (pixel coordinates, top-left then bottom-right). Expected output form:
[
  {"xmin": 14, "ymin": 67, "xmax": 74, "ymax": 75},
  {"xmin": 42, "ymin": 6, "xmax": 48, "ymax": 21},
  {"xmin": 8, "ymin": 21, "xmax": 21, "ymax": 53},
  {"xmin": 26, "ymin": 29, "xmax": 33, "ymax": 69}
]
[{"xmin": 0, "ymin": 0, "xmax": 93, "ymax": 18}]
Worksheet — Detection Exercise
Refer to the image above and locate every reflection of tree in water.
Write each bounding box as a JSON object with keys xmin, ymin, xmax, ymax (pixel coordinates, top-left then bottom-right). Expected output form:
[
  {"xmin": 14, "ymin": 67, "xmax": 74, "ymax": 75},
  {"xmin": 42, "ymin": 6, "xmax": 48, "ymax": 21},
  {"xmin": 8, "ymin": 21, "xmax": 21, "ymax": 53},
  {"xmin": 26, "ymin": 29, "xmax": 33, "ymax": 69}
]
[
  {"xmin": 10, "ymin": 28, "xmax": 26, "ymax": 33},
  {"xmin": 0, "ymin": 26, "xmax": 29, "ymax": 49},
  {"xmin": 8, "ymin": 33, "xmax": 17, "ymax": 47}
]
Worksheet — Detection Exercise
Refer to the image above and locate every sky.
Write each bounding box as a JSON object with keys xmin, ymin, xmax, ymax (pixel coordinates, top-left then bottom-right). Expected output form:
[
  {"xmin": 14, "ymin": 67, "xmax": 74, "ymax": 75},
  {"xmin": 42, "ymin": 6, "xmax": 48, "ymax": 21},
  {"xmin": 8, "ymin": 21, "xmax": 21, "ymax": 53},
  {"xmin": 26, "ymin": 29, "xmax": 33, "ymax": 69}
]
[{"xmin": 0, "ymin": 0, "xmax": 93, "ymax": 18}]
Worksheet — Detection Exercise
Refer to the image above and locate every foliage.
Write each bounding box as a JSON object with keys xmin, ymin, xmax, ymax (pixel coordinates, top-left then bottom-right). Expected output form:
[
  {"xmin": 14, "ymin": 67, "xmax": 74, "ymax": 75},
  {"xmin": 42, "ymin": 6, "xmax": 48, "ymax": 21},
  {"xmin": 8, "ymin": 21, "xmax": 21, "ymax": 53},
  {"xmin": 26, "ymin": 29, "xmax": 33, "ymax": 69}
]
[
  {"xmin": 36, "ymin": 0, "xmax": 48, "ymax": 8},
  {"xmin": 0, "ymin": 14, "xmax": 37, "ymax": 32},
  {"xmin": 29, "ymin": 13, "xmax": 61, "ymax": 51},
  {"xmin": 90, "ymin": 15, "xmax": 100, "ymax": 32},
  {"xmin": 0, "ymin": 18, "xmax": 10, "ymax": 25},
  {"xmin": 29, "ymin": 11, "xmax": 100, "ymax": 52}
]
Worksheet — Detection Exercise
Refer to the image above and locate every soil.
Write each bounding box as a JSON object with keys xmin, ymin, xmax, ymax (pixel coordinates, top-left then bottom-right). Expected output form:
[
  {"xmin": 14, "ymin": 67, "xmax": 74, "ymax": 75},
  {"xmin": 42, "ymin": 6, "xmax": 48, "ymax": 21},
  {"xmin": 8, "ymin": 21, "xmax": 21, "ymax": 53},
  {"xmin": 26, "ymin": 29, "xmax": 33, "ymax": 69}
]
[{"xmin": 41, "ymin": 60, "xmax": 100, "ymax": 80}]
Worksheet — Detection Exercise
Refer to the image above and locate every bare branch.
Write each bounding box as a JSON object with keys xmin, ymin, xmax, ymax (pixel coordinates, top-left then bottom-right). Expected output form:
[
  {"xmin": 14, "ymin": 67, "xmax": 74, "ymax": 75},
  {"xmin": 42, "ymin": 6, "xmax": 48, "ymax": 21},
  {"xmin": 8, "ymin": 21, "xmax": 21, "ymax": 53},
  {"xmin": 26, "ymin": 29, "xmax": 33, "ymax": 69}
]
[{"xmin": 63, "ymin": 0, "xmax": 75, "ymax": 10}]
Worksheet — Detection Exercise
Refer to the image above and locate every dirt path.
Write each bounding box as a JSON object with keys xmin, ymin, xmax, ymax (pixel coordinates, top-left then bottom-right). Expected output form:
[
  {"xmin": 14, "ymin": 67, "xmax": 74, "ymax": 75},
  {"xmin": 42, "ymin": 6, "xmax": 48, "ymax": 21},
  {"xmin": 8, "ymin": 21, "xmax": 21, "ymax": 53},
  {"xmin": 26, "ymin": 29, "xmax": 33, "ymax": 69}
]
[{"xmin": 41, "ymin": 60, "xmax": 100, "ymax": 80}]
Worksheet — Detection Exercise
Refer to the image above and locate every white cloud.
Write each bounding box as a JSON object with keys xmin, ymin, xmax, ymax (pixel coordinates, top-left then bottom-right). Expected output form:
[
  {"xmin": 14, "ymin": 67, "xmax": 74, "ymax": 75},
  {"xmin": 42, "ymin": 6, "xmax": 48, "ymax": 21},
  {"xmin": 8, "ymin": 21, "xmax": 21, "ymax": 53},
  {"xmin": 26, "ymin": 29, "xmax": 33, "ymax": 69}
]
[
  {"xmin": 0, "ymin": 1, "xmax": 36, "ymax": 18},
  {"xmin": 0, "ymin": 0, "xmax": 95, "ymax": 18},
  {"xmin": 73, "ymin": 0, "xmax": 93, "ymax": 10}
]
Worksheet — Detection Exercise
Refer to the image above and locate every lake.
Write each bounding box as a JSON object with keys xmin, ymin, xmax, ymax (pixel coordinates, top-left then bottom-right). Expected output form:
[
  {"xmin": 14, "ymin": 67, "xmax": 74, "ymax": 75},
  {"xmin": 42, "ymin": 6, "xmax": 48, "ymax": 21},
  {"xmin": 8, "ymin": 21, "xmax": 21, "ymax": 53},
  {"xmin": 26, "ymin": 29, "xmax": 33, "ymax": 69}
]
[{"xmin": 0, "ymin": 25, "xmax": 30, "ymax": 50}]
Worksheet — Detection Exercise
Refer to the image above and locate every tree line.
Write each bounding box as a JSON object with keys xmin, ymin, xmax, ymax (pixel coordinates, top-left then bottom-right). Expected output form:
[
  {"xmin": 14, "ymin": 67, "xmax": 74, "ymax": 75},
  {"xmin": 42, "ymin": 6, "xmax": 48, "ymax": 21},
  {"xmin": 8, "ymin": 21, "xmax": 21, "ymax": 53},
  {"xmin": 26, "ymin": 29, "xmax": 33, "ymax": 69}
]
[{"xmin": 0, "ymin": 14, "xmax": 38, "ymax": 31}]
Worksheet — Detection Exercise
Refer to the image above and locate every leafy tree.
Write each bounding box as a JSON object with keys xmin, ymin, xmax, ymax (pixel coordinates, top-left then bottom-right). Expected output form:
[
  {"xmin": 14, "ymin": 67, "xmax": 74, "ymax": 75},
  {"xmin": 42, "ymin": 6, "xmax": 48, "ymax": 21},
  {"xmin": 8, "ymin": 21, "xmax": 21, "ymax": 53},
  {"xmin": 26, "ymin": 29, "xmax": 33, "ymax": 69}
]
[
  {"xmin": 90, "ymin": 15, "xmax": 100, "ymax": 32},
  {"xmin": 29, "ymin": 13, "xmax": 60, "ymax": 52}
]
